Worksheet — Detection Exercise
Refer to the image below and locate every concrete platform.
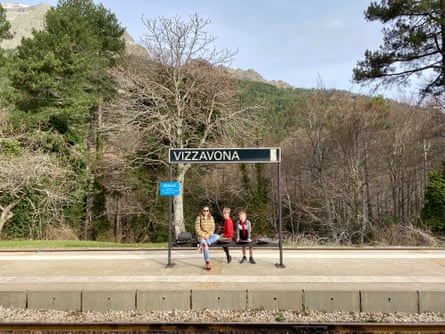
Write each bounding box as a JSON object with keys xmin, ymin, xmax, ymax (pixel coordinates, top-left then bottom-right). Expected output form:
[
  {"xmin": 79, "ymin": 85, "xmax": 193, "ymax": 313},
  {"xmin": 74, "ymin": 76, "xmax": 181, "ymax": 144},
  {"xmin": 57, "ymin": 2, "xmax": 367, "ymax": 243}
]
[{"xmin": 0, "ymin": 248, "xmax": 443, "ymax": 312}]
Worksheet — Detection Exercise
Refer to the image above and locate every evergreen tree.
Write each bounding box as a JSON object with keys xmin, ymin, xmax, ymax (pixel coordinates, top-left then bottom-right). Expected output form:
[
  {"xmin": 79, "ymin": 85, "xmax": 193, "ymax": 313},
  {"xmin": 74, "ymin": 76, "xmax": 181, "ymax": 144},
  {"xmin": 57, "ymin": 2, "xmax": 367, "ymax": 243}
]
[
  {"xmin": 5, "ymin": 0, "xmax": 125, "ymax": 240},
  {"xmin": 353, "ymin": 0, "xmax": 445, "ymax": 97},
  {"xmin": 421, "ymin": 163, "xmax": 445, "ymax": 235},
  {"xmin": 0, "ymin": 4, "xmax": 12, "ymax": 65},
  {"xmin": 8, "ymin": 0, "xmax": 125, "ymax": 111},
  {"xmin": 0, "ymin": 4, "xmax": 12, "ymax": 41}
]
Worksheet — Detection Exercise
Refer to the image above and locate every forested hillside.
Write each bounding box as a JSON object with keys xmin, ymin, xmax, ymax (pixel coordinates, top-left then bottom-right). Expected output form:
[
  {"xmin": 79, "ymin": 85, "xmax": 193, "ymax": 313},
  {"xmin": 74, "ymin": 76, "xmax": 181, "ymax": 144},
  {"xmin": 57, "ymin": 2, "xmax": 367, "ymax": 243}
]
[{"xmin": 0, "ymin": 1, "xmax": 443, "ymax": 246}]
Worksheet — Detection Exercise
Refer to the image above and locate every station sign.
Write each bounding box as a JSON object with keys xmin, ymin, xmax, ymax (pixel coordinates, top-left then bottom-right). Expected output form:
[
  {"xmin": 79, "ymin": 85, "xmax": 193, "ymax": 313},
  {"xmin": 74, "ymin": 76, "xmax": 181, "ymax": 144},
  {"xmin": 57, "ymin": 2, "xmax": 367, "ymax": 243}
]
[
  {"xmin": 169, "ymin": 148, "xmax": 280, "ymax": 164},
  {"xmin": 160, "ymin": 181, "xmax": 180, "ymax": 196}
]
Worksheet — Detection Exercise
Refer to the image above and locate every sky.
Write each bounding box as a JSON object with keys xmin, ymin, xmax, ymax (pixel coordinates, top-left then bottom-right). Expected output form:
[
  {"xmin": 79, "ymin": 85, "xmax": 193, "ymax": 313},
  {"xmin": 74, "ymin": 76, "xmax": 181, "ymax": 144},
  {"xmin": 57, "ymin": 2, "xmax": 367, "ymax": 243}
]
[{"xmin": 8, "ymin": 0, "xmax": 416, "ymax": 100}]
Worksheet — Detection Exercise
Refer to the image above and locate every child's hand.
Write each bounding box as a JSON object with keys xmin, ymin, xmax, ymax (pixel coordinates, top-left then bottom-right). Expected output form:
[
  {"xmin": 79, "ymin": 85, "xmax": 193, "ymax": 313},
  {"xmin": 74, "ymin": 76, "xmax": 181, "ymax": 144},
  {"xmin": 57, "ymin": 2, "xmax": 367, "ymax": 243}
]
[
  {"xmin": 236, "ymin": 239, "xmax": 240, "ymax": 243},
  {"xmin": 247, "ymin": 238, "xmax": 251, "ymax": 243}
]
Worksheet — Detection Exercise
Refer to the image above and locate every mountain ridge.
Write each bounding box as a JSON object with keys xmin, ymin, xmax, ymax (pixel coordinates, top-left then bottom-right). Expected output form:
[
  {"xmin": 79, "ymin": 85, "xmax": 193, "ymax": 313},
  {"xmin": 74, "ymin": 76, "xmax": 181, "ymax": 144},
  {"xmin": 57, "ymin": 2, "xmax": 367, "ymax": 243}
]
[
  {"xmin": 0, "ymin": 2, "xmax": 294, "ymax": 89},
  {"xmin": 1, "ymin": 2, "xmax": 50, "ymax": 49}
]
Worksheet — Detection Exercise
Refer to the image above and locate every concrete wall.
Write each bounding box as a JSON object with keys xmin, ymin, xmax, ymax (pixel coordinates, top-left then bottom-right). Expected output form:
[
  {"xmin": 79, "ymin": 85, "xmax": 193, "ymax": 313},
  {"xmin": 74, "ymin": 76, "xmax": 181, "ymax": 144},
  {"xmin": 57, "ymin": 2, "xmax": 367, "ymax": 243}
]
[
  {"xmin": 137, "ymin": 290, "xmax": 190, "ymax": 311},
  {"xmin": 0, "ymin": 291, "xmax": 26, "ymax": 309},
  {"xmin": 418, "ymin": 291, "xmax": 445, "ymax": 313},
  {"xmin": 82, "ymin": 290, "xmax": 136, "ymax": 312},
  {"xmin": 304, "ymin": 290, "xmax": 360, "ymax": 313},
  {"xmin": 248, "ymin": 290, "xmax": 302, "ymax": 311},
  {"xmin": 27, "ymin": 291, "xmax": 81, "ymax": 311},
  {"xmin": 0, "ymin": 289, "xmax": 443, "ymax": 313},
  {"xmin": 361, "ymin": 291, "xmax": 418, "ymax": 313},
  {"xmin": 192, "ymin": 290, "xmax": 247, "ymax": 310}
]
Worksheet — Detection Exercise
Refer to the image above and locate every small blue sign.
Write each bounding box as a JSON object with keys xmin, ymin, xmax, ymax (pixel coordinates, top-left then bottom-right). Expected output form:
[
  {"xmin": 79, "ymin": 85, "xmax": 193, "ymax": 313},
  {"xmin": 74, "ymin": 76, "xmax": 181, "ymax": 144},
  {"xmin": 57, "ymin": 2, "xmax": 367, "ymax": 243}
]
[{"xmin": 160, "ymin": 181, "xmax": 180, "ymax": 196}]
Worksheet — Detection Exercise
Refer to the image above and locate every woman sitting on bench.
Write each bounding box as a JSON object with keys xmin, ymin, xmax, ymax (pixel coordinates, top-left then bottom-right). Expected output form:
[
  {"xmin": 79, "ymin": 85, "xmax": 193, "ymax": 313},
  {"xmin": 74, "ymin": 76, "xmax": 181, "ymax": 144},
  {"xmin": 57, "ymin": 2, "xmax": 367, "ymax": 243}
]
[{"xmin": 195, "ymin": 206, "xmax": 219, "ymax": 270}]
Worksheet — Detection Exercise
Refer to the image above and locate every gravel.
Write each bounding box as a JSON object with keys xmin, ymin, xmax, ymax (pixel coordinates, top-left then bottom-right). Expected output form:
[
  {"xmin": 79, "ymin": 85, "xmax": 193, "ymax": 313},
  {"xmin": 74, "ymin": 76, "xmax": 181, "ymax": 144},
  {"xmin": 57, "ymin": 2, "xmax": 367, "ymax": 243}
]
[{"xmin": 0, "ymin": 306, "xmax": 444, "ymax": 323}]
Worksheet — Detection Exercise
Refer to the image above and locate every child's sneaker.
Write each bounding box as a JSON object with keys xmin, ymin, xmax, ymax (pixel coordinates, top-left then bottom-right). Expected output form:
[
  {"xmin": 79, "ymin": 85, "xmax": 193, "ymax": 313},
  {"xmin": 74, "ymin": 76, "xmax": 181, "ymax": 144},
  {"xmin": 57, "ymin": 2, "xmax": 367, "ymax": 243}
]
[
  {"xmin": 240, "ymin": 256, "xmax": 247, "ymax": 264},
  {"xmin": 205, "ymin": 262, "xmax": 211, "ymax": 270},
  {"xmin": 249, "ymin": 257, "xmax": 256, "ymax": 264}
]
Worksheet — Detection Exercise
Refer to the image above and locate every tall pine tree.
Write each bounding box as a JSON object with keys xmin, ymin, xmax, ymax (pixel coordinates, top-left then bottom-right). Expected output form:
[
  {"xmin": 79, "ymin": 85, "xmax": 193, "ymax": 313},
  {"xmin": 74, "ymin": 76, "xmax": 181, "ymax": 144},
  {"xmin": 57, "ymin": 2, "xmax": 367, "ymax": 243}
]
[
  {"xmin": 6, "ymin": 0, "xmax": 125, "ymax": 239},
  {"xmin": 9, "ymin": 0, "xmax": 125, "ymax": 111},
  {"xmin": 353, "ymin": 0, "xmax": 445, "ymax": 98}
]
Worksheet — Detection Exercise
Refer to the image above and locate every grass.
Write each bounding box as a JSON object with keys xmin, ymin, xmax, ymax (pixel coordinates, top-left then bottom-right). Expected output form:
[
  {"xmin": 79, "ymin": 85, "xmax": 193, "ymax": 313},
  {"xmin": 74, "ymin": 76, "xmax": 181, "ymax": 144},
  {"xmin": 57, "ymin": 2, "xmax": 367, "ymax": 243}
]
[{"xmin": 0, "ymin": 240, "xmax": 168, "ymax": 249}]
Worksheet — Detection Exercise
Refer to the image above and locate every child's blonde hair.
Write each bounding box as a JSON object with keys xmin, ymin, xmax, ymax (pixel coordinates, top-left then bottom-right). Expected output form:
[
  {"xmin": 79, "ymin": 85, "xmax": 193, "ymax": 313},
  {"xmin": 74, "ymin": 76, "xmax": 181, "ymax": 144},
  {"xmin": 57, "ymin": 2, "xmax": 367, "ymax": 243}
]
[{"xmin": 223, "ymin": 207, "xmax": 231, "ymax": 215}]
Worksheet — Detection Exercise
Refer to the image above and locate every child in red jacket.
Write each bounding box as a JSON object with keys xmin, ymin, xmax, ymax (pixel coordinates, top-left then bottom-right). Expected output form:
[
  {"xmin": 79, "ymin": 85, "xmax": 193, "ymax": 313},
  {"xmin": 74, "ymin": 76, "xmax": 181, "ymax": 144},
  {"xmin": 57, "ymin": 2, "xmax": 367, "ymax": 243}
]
[{"xmin": 221, "ymin": 207, "xmax": 233, "ymax": 263}]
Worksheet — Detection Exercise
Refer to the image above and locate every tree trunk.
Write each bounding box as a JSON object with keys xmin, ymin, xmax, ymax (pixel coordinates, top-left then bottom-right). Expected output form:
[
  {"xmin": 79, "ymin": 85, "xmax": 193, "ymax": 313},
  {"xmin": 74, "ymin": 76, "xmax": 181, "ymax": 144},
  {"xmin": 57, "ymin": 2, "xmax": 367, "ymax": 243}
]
[
  {"xmin": 285, "ymin": 191, "xmax": 295, "ymax": 240},
  {"xmin": 173, "ymin": 162, "xmax": 191, "ymax": 238},
  {"xmin": 320, "ymin": 167, "xmax": 335, "ymax": 239},
  {"xmin": 441, "ymin": 0, "xmax": 445, "ymax": 95},
  {"xmin": 82, "ymin": 169, "xmax": 94, "ymax": 240},
  {"xmin": 96, "ymin": 104, "xmax": 104, "ymax": 160},
  {"xmin": 114, "ymin": 197, "xmax": 121, "ymax": 242},
  {"xmin": 0, "ymin": 200, "xmax": 20, "ymax": 238},
  {"xmin": 82, "ymin": 104, "xmax": 99, "ymax": 240}
]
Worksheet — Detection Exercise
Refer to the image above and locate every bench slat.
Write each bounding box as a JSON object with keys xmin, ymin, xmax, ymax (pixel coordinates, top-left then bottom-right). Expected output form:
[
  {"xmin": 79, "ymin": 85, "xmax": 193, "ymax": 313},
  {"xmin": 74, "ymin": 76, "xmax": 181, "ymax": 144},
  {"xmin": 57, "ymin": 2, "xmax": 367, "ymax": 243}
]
[{"xmin": 174, "ymin": 240, "xmax": 278, "ymax": 248}]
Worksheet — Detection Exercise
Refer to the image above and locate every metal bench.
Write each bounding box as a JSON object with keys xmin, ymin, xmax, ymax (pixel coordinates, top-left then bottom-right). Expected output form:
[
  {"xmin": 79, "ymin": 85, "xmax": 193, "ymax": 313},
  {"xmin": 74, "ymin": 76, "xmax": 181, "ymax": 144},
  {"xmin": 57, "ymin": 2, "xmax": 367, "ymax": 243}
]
[{"xmin": 174, "ymin": 238, "xmax": 278, "ymax": 248}]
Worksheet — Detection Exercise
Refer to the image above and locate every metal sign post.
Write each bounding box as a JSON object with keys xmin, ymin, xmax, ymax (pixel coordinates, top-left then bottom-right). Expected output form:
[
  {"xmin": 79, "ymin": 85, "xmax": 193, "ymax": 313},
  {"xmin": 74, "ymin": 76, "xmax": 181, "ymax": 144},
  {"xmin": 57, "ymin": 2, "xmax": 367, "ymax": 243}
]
[
  {"xmin": 276, "ymin": 162, "xmax": 284, "ymax": 268},
  {"xmin": 160, "ymin": 170, "xmax": 180, "ymax": 267},
  {"xmin": 167, "ymin": 147, "xmax": 284, "ymax": 267}
]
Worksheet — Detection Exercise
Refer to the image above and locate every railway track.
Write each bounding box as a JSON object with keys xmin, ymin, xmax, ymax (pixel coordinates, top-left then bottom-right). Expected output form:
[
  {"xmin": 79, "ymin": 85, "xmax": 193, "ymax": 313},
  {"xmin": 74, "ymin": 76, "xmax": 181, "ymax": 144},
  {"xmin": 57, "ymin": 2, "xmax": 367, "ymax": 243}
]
[{"xmin": 0, "ymin": 322, "xmax": 443, "ymax": 334}]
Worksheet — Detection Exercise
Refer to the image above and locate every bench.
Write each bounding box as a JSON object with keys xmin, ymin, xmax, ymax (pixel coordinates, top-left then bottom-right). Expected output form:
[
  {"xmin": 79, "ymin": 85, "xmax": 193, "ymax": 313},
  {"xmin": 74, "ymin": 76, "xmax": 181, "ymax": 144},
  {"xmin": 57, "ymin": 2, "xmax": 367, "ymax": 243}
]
[
  {"xmin": 170, "ymin": 235, "xmax": 285, "ymax": 268},
  {"xmin": 174, "ymin": 237, "xmax": 278, "ymax": 248}
]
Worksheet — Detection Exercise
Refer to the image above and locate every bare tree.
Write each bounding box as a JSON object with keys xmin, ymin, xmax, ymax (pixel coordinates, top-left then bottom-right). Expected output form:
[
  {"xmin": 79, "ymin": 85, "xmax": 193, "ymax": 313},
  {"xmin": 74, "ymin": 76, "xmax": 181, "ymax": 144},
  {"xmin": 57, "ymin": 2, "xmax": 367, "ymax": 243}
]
[
  {"xmin": 120, "ymin": 14, "xmax": 252, "ymax": 237},
  {"xmin": 283, "ymin": 90, "xmax": 444, "ymax": 245},
  {"xmin": 296, "ymin": 89, "xmax": 339, "ymax": 239},
  {"xmin": 379, "ymin": 102, "xmax": 444, "ymax": 223},
  {"xmin": 0, "ymin": 152, "xmax": 80, "ymax": 238}
]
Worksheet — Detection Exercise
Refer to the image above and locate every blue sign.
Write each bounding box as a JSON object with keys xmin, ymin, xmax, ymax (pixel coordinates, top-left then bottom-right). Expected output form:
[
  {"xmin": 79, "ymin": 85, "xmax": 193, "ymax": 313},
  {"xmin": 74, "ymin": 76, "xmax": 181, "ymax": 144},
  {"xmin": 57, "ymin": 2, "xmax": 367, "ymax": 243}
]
[{"xmin": 160, "ymin": 181, "xmax": 180, "ymax": 196}]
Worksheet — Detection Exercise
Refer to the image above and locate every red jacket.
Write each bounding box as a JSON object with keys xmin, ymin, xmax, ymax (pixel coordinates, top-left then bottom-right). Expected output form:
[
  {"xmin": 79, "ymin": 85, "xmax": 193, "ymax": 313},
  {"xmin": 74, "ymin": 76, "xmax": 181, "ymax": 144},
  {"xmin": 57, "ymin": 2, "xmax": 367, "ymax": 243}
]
[{"xmin": 223, "ymin": 217, "xmax": 234, "ymax": 239}]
